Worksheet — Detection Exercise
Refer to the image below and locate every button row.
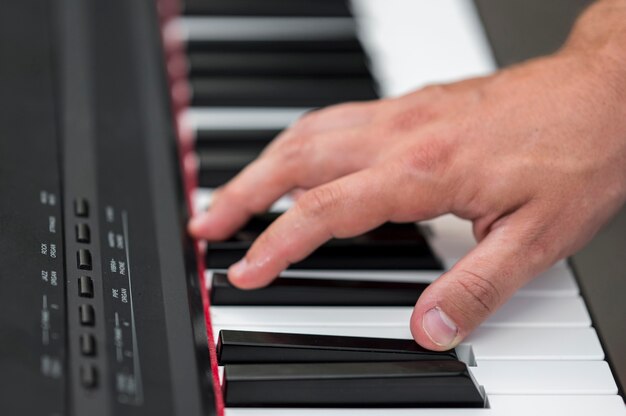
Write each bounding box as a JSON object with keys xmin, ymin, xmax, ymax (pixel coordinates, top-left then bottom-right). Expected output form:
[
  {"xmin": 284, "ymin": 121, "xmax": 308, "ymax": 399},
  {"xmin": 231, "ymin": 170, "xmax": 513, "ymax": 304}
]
[{"xmin": 74, "ymin": 197, "xmax": 98, "ymax": 390}]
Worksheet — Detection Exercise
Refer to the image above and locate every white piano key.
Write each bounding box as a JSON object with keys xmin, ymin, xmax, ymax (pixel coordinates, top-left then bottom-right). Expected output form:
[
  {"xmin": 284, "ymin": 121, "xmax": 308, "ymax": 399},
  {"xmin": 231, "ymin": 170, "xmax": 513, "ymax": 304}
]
[
  {"xmin": 473, "ymin": 360, "xmax": 617, "ymax": 395},
  {"xmin": 482, "ymin": 296, "xmax": 590, "ymax": 327},
  {"xmin": 193, "ymin": 188, "xmax": 294, "ymax": 213},
  {"xmin": 181, "ymin": 108, "xmax": 309, "ymax": 131},
  {"xmin": 517, "ymin": 262, "xmax": 579, "ymax": 297},
  {"xmin": 206, "ymin": 269, "xmax": 443, "ymax": 285},
  {"xmin": 485, "ymin": 395, "xmax": 626, "ymax": 416},
  {"xmin": 205, "ymin": 264, "xmax": 577, "ymax": 298},
  {"xmin": 211, "ymin": 296, "xmax": 591, "ymax": 328},
  {"xmin": 466, "ymin": 327, "xmax": 603, "ymax": 360},
  {"xmin": 351, "ymin": 0, "xmax": 496, "ymax": 97},
  {"xmin": 211, "ymin": 325, "xmax": 603, "ymax": 362},
  {"xmin": 426, "ymin": 215, "xmax": 476, "ymax": 265},
  {"xmin": 281, "ymin": 264, "xmax": 578, "ymax": 298},
  {"xmin": 275, "ymin": 269, "xmax": 443, "ymax": 281},
  {"xmin": 168, "ymin": 17, "xmax": 357, "ymax": 42},
  {"xmin": 224, "ymin": 395, "xmax": 626, "ymax": 416}
]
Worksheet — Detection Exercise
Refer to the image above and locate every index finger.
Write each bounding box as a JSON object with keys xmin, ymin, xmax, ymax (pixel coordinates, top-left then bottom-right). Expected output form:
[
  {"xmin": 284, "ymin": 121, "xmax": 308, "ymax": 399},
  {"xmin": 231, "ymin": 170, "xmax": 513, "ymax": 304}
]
[{"xmin": 227, "ymin": 164, "xmax": 445, "ymax": 288}]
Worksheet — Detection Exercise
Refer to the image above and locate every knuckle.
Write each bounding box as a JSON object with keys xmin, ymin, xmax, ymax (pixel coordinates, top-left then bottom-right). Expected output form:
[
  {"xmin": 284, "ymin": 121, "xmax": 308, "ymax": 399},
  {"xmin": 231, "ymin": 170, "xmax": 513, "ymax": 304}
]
[
  {"xmin": 297, "ymin": 185, "xmax": 344, "ymax": 219},
  {"xmin": 520, "ymin": 225, "xmax": 561, "ymax": 266},
  {"xmin": 275, "ymin": 133, "xmax": 315, "ymax": 165},
  {"xmin": 400, "ymin": 139, "xmax": 454, "ymax": 175},
  {"xmin": 451, "ymin": 269, "xmax": 502, "ymax": 316},
  {"xmin": 387, "ymin": 106, "xmax": 438, "ymax": 132}
]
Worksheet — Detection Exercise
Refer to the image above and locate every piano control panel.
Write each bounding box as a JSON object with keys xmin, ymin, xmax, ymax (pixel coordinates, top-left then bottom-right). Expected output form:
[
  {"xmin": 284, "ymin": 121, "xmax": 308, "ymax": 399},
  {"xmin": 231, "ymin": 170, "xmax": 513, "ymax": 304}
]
[{"xmin": 0, "ymin": 0, "xmax": 216, "ymax": 415}]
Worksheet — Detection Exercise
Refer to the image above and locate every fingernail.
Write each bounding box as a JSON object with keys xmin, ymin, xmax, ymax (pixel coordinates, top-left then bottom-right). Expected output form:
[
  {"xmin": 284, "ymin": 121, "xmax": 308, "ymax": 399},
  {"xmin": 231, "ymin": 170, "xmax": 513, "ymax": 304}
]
[
  {"xmin": 228, "ymin": 258, "xmax": 249, "ymax": 282},
  {"xmin": 422, "ymin": 307, "xmax": 459, "ymax": 348}
]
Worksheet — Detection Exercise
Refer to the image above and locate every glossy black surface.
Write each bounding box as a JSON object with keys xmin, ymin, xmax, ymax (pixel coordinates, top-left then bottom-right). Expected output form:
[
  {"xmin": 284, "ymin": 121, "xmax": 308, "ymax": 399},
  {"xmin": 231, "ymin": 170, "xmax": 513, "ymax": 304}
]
[
  {"xmin": 223, "ymin": 360, "xmax": 484, "ymax": 407},
  {"xmin": 189, "ymin": 77, "xmax": 378, "ymax": 107},
  {"xmin": 188, "ymin": 51, "xmax": 370, "ymax": 78},
  {"xmin": 210, "ymin": 273, "xmax": 430, "ymax": 306},
  {"xmin": 183, "ymin": 0, "xmax": 352, "ymax": 17},
  {"xmin": 187, "ymin": 37, "xmax": 363, "ymax": 54},
  {"xmin": 195, "ymin": 128, "xmax": 282, "ymax": 149},
  {"xmin": 217, "ymin": 330, "xmax": 456, "ymax": 364}
]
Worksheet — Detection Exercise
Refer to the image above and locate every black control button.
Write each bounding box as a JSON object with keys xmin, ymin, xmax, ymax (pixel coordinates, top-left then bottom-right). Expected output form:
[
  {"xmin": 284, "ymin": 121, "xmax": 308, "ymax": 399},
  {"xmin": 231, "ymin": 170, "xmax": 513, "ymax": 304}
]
[
  {"xmin": 74, "ymin": 198, "xmax": 89, "ymax": 217},
  {"xmin": 77, "ymin": 249, "xmax": 92, "ymax": 270},
  {"xmin": 80, "ymin": 365, "xmax": 98, "ymax": 388},
  {"xmin": 75, "ymin": 223, "xmax": 91, "ymax": 243},
  {"xmin": 78, "ymin": 276, "xmax": 94, "ymax": 298},
  {"xmin": 79, "ymin": 333, "xmax": 96, "ymax": 356},
  {"xmin": 79, "ymin": 304, "xmax": 95, "ymax": 326}
]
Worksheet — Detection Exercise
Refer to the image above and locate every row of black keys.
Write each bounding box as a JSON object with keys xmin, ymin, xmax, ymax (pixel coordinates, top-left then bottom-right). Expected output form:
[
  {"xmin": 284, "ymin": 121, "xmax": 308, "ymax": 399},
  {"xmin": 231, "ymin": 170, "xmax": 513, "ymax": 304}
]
[
  {"xmin": 177, "ymin": 1, "xmax": 378, "ymax": 181},
  {"xmin": 178, "ymin": 0, "xmax": 378, "ymax": 107},
  {"xmin": 181, "ymin": 2, "xmax": 482, "ymax": 409},
  {"xmin": 206, "ymin": 214, "xmax": 442, "ymax": 269},
  {"xmin": 218, "ymin": 330, "xmax": 485, "ymax": 407},
  {"xmin": 182, "ymin": 2, "xmax": 435, "ymax": 306},
  {"xmin": 206, "ymin": 214, "xmax": 442, "ymax": 306}
]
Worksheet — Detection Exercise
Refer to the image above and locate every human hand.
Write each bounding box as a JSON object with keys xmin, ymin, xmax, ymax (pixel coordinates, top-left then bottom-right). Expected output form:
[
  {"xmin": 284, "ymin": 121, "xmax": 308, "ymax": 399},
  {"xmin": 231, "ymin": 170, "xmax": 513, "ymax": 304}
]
[{"xmin": 189, "ymin": 25, "xmax": 626, "ymax": 351}]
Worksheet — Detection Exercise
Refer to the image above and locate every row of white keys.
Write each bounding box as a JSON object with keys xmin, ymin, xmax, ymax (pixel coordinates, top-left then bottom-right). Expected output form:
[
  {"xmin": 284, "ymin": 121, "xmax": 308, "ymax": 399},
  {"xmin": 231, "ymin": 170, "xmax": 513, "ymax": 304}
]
[
  {"xmin": 210, "ymin": 296, "xmax": 591, "ymax": 328},
  {"xmin": 224, "ymin": 395, "xmax": 626, "ymax": 416}
]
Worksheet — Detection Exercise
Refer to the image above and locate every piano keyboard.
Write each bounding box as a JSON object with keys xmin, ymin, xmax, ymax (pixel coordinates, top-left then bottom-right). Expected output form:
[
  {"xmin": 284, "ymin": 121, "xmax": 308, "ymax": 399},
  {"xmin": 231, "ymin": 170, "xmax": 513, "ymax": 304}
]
[
  {"xmin": 1, "ymin": 0, "xmax": 623, "ymax": 415},
  {"xmin": 161, "ymin": 0, "xmax": 625, "ymax": 415}
]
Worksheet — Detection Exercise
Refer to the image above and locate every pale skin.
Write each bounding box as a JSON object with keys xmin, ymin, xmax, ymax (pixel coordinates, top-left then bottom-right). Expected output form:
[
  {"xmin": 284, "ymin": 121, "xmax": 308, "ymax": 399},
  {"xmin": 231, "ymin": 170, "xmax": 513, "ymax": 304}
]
[{"xmin": 189, "ymin": 0, "xmax": 626, "ymax": 351}]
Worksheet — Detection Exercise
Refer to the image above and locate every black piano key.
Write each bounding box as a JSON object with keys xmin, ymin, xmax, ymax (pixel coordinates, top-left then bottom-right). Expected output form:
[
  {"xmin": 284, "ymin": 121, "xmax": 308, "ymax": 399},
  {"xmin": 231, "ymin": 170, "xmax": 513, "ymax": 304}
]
[
  {"xmin": 196, "ymin": 142, "xmax": 267, "ymax": 187},
  {"xmin": 186, "ymin": 37, "xmax": 364, "ymax": 54},
  {"xmin": 197, "ymin": 146, "xmax": 263, "ymax": 187},
  {"xmin": 217, "ymin": 330, "xmax": 457, "ymax": 364},
  {"xmin": 210, "ymin": 273, "xmax": 429, "ymax": 306},
  {"xmin": 187, "ymin": 51, "xmax": 371, "ymax": 78},
  {"xmin": 223, "ymin": 360, "xmax": 485, "ymax": 408},
  {"xmin": 183, "ymin": 0, "xmax": 352, "ymax": 17},
  {"xmin": 189, "ymin": 77, "xmax": 378, "ymax": 107},
  {"xmin": 207, "ymin": 242, "xmax": 443, "ymax": 270},
  {"xmin": 195, "ymin": 128, "xmax": 281, "ymax": 150},
  {"xmin": 199, "ymin": 167, "xmax": 241, "ymax": 188},
  {"xmin": 205, "ymin": 215, "xmax": 443, "ymax": 270}
]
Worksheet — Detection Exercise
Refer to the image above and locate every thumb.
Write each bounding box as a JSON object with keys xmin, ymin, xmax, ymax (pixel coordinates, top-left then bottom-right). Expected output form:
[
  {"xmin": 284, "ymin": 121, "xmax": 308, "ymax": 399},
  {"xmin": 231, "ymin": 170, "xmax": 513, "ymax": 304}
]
[{"xmin": 410, "ymin": 214, "xmax": 552, "ymax": 350}]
